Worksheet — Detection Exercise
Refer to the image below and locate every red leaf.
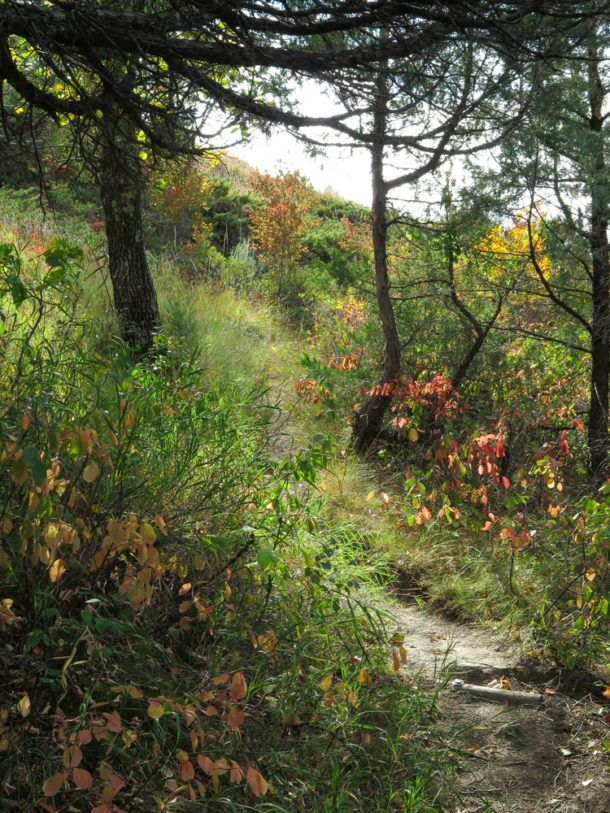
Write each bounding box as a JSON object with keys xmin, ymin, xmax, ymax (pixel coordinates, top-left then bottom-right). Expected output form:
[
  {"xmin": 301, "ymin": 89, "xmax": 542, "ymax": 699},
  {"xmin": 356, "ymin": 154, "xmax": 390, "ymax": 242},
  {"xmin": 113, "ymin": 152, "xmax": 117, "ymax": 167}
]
[
  {"xmin": 109, "ymin": 773, "xmax": 124, "ymax": 792},
  {"xmin": 105, "ymin": 710, "xmax": 122, "ymax": 733},
  {"xmin": 502, "ymin": 476, "xmax": 510, "ymax": 489},
  {"xmin": 72, "ymin": 768, "xmax": 93, "ymax": 790}
]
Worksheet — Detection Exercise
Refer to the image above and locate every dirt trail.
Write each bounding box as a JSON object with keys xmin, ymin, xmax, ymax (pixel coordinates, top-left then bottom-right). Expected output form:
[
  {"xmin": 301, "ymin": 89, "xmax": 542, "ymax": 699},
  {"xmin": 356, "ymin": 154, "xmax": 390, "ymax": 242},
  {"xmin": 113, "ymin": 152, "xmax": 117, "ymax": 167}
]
[{"xmin": 390, "ymin": 599, "xmax": 610, "ymax": 813}]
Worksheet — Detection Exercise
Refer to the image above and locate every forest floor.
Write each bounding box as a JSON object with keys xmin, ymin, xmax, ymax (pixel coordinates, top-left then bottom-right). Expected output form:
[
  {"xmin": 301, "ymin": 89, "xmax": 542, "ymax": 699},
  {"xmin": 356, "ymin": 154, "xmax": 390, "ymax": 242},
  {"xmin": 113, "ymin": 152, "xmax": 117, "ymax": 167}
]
[{"xmin": 388, "ymin": 585, "xmax": 610, "ymax": 813}]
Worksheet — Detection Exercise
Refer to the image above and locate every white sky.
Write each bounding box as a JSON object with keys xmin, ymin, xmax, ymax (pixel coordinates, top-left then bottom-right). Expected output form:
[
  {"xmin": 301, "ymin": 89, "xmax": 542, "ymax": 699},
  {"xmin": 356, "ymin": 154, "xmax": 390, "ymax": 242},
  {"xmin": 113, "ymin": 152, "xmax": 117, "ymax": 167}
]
[
  {"xmin": 228, "ymin": 126, "xmax": 373, "ymax": 206},
  {"xmin": 223, "ymin": 80, "xmax": 373, "ymax": 205}
]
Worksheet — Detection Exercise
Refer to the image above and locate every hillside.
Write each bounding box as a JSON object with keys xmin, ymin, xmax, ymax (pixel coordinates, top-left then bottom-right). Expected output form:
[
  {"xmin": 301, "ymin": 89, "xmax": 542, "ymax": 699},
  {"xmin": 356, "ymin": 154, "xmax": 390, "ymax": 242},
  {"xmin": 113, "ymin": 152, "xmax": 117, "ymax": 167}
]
[{"xmin": 0, "ymin": 149, "xmax": 608, "ymax": 812}]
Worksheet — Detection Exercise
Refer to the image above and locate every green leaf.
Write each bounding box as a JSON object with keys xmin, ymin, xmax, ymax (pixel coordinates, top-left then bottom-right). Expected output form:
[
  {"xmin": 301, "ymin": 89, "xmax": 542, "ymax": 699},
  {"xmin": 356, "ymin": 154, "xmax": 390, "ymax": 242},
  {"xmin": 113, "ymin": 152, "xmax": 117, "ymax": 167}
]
[
  {"xmin": 9, "ymin": 277, "xmax": 28, "ymax": 306},
  {"xmin": 21, "ymin": 446, "xmax": 38, "ymax": 466},
  {"xmin": 32, "ymin": 459, "xmax": 47, "ymax": 486},
  {"xmin": 257, "ymin": 547, "xmax": 278, "ymax": 569}
]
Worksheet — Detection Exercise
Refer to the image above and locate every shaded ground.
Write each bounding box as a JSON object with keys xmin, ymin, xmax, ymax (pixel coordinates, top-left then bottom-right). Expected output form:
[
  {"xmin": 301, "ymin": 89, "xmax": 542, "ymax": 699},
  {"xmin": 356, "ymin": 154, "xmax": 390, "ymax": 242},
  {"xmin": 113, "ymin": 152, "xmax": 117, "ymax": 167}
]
[{"xmin": 390, "ymin": 599, "xmax": 610, "ymax": 812}]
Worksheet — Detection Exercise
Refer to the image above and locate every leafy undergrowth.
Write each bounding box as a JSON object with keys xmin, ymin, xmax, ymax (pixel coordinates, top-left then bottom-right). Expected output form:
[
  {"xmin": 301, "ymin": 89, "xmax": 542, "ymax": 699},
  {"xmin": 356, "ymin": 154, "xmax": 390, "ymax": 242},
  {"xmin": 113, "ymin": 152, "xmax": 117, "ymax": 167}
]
[
  {"xmin": 0, "ymin": 233, "xmax": 460, "ymax": 811},
  {"xmin": 295, "ymin": 295, "xmax": 609, "ymax": 675},
  {"xmin": 306, "ymin": 401, "xmax": 610, "ymax": 677}
]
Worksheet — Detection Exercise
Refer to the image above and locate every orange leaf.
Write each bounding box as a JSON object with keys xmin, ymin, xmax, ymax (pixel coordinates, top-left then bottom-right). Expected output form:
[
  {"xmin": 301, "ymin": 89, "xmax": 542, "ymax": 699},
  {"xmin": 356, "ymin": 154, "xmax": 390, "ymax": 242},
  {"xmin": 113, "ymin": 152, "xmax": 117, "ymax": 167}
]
[
  {"xmin": 246, "ymin": 765, "xmax": 268, "ymax": 796},
  {"xmin": 180, "ymin": 760, "xmax": 195, "ymax": 781},
  {"xmin": 43, "ymin": 772, "xmax": 65, "ymax": 796},
  {"xmin": 230, "ymin": 672, "xmax": 248, "ymax": 700},
  {"xmin": 72, "ymin": 767, "xmax": 93, "ymax": 790},
  {"xmin": 63, "ymin": 744, "xmax": 83, "ymax": 768},
  {"xmin": 197, "ymin": 754, "xmax": 214, "ymax": 775},
  {"xmin": 502, "ymin": 476, "xmax": 510, "ymax": 489},
  {"xmin": 227, "ymin": 707, "xmax": 245, "ymax": 729},
  {"xmin": 230, "ymin": 761, "xmax": 244, "ymax": 783},
  {"xmin": 212, "ymin": 673, "xmax": 230, "ymax": 686},
  {"xmin": 602, "ymin": 686, "xmax": 610, "ymax": 699}
]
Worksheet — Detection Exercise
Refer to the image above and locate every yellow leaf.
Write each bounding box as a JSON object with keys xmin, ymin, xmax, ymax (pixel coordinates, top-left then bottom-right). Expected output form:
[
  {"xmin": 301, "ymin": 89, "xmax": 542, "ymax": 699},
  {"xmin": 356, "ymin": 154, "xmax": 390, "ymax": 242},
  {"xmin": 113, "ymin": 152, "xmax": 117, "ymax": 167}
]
[
  {"xmin": 82, "ymin": 460, "xmax": 99, "ymax": 483},
  {"xmin": 49, "ymin": 558, "xmax": 66, "ymax": 583},
  {"xmin": 140, "ymin": 522, "xmax": 156, "ymax": 544},
  {"xmin": 318, "ymin": 674, "xmax": 332, "ymax": 691},
  {"xmin": 17, "ymin": 694, "xmax": 30, "ymax": 718},
  {"xmin": 408, "ymin": 427, "xmax": 419, "ymax": 442},
  {"xmin": 364, "ymin": 491, "xmax": 375, "ymax": 501},
  {"xmin": 147, "ymin": 701, "xmax": 164, "ymax": 719}
]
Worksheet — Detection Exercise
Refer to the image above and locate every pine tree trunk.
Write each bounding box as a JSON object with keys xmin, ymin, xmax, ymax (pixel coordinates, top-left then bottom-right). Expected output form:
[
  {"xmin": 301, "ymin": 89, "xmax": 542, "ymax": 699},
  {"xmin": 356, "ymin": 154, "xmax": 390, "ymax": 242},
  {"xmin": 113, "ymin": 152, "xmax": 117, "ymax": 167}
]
[
  {"xmin": 351, "ymin": 73, "xmax": 401, "ymax": 451},
  {"xmin": 100, "ymin": 118, "xmax": 160, "ymax": 351},
  {"xmin": 586, "ymin": 37, "xmax": 609, "ymax": 483}
]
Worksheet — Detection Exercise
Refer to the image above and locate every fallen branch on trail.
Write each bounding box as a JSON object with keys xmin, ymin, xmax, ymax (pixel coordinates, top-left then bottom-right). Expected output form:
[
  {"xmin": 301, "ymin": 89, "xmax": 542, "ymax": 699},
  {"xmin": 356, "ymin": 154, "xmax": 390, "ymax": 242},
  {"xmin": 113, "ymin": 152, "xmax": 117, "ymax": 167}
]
[{"xmin": 451, "ymin": 679, "xmax": 544, "ymax": 707}]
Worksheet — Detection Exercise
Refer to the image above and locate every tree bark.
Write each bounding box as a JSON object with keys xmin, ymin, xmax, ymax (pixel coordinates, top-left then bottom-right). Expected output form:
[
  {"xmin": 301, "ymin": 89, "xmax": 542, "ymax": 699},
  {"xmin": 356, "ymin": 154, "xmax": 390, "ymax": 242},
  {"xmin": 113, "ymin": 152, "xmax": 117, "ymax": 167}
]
[
  {"xmin": 100, "ymin": 115, "xmax": 160, "ymax": 351},
  {"xmin": 351, "ymin": 70, "xmax": 401, "ymax": 451},
  {"xmin": 586, "ymin": 35, "xmax": 609, "ymax": 483}
]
